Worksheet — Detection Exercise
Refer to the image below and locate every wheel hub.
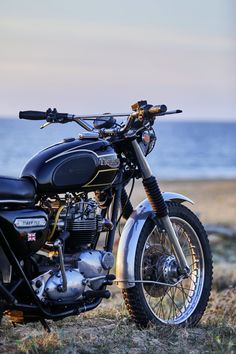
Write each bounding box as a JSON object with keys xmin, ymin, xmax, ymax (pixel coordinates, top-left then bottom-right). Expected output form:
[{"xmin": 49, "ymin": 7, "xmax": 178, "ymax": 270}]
[
  {"xmin": 143, "ymin": 246, "xmax": 179, "ymax": 297},
  {"xmin": 158, "ymin": 255, "xmax": 178, "ymax": 284}
]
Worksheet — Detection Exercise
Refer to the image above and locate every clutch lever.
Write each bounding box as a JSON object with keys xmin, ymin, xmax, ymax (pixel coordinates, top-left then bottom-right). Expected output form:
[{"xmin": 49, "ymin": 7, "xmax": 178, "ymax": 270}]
[{"xmin": 40, "ymin": 122, "xmax": 52, "ymax": 129}]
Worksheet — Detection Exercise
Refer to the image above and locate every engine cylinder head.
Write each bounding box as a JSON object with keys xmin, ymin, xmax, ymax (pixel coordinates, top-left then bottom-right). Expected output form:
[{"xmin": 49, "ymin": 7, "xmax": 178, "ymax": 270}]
[{"xmin": 58, "ymin": 198, "xmax": 103, "ymax": 248}]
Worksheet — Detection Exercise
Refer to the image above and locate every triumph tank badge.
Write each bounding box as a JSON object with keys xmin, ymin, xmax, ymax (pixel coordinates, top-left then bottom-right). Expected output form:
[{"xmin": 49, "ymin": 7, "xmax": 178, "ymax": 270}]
[{"xmin": 99, "ymin": 155, "xmax": 120, "ymax": 168}]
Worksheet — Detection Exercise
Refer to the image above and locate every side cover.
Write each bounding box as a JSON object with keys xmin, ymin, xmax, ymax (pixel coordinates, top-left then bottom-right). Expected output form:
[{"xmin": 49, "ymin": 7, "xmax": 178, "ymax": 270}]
[{"xmin": 116, "ymin": 193, "xmax": 194, "ymax": 289}]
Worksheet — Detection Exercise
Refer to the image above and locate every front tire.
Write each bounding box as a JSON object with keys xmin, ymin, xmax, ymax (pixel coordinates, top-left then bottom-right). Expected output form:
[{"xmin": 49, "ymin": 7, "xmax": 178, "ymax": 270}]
[{"xmin": 122, "ymin": 202, "xmax": 213, "ymax": 327}]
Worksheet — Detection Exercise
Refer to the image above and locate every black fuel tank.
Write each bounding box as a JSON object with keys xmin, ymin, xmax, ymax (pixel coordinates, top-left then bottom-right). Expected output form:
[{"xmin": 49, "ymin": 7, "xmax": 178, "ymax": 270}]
[{"xmin": 21, "ymin": 138, "xmax": 119, "ymax": 193}]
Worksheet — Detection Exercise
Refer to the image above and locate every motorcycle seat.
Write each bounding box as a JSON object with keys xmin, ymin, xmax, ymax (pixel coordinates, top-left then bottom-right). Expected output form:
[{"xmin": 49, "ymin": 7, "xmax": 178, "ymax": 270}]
[{"xmin": 0, "ymin": 176, "xmax": 36, "ymax": 205}]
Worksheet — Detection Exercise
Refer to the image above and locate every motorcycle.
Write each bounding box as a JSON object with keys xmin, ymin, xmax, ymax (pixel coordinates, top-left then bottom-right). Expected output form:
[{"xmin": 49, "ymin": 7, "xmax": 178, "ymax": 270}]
[{"xmin": 0, "ymin": 101, "xmax": 212, "ymax": 331}]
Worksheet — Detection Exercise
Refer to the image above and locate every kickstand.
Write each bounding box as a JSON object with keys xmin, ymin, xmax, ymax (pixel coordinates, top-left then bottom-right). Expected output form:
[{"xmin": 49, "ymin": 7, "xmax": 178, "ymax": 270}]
[{"xmin": 40, "ymin": 318, "xmax": 51, "ymax": 333}]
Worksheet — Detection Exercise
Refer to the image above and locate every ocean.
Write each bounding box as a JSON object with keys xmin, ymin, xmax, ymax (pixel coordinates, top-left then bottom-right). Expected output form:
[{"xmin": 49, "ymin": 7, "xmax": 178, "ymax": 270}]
[{"xmin": 0, "ymin": 118, "xmax": 235, "ymax": 180}]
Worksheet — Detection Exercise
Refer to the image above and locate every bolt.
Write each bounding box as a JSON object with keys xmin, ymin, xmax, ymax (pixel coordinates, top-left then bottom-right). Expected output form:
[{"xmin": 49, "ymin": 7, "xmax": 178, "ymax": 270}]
[{"xmin": 35, "ymin": 280, "xmax": 42, "ymax": 288}]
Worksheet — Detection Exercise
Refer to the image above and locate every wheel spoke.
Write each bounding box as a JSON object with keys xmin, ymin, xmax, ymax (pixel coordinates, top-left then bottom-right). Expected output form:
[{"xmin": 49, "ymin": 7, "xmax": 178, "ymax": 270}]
[
  {"xmin": 179, "ymin": 282, "xmax": 190, "ymax": 306},
  {"xmin": 165, "ymin": 289, "xmax": 182, "ymax": 316},
  {"xmin": 188, "ymin": 274, "xmax": 198, "ymax": 284},
  {"xmin": 188, "ymin": 259, "xmax": 199, "ymax": 268},
  {"xmin": 140, "ymin": 215, "xmax": 206, "ymax": 324},
  {"xmin": 176, "ymin": 285, "xmax": 194, "ymax": 295},
  {"xmin": 151, "ymin": 287, "xmax": 170, "ymax": 312}
]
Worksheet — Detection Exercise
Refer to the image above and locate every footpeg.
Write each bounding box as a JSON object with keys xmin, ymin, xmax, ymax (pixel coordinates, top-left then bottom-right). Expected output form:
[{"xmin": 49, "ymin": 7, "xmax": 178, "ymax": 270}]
[
  {"xmin": 103, "ymin": 274, "xmax": 116, "ymax": 286},
  {"xmin": 83, "ymin": 289, "xmax": 111, "ymax": 300}
]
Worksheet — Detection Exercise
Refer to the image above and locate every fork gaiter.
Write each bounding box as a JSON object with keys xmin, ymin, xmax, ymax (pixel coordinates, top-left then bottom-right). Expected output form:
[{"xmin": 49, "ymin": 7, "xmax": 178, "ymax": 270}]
[{"xmin": 142, "ymin": 176, "xmax": 168, "ymax": 218}]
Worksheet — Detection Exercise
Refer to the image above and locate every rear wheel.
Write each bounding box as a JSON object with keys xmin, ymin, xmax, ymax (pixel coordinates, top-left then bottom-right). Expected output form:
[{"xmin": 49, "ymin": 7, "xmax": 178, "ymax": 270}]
[{"xmin": 122, "ymin": 202, "xmax": 213, "ymax": 327}]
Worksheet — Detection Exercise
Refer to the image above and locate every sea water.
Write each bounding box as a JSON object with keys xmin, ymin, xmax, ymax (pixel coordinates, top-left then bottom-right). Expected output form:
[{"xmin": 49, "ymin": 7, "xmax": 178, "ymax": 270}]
[{"xmin": 0, "ymin": 118, "xmax": 235, "ymax": 180}]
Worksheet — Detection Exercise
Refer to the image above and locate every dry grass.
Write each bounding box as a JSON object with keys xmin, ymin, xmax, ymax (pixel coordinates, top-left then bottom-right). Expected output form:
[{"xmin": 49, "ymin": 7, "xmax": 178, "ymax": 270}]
[
  {"xmin": 0, "ymin": 255, "xmax": 235, "ymax": 354},
  {"xmin": 0, "ymin": 179, "xmax": 236, "ymax": 353}
]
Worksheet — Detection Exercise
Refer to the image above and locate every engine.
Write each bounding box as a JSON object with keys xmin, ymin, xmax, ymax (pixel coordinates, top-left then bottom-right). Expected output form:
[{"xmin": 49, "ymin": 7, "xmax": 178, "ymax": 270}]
[
  {"xmin": 58, "ymin": 198, "xmax": 103, "ymax": 249},
  {"xmin": 31, "ymin": 195, "xmax": 114, "ymax": 303},
  {"xmin": 32, "ymin": 249, "xmax": 114, "ymax": 302}
]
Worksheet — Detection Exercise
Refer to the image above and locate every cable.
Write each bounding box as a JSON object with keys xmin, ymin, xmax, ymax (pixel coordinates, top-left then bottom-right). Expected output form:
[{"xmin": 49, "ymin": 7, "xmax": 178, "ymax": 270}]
[
  {"xmin": 116, "ymin": 177, "xmax": 135, "ymax": 228},
  {"xmin": 48, "ymin": 205, "xmax": 65, "ymax": 240}
]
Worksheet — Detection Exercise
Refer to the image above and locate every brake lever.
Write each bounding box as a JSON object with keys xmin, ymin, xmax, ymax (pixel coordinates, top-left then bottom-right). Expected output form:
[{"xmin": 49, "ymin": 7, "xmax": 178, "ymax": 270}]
[
  {"xmin": 40, "ymin": 122, "xmax": 52, "ymax": 129},
  {"xmin": 124, "ymin": 126, "xmax": 146, "ymax": 139}
]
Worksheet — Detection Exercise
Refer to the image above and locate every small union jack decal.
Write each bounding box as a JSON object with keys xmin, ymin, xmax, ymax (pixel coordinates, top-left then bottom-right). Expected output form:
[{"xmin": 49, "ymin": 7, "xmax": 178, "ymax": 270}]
[{"xmin": 27, "ymin": 233, "xmax": 36, "ymax": 242}]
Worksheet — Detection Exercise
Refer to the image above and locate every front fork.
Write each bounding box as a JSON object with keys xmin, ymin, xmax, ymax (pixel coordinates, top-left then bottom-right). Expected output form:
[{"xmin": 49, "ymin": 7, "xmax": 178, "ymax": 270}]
[{"xmin": 132, "ymin": 140, "xmax": 190, "ymax": 275}]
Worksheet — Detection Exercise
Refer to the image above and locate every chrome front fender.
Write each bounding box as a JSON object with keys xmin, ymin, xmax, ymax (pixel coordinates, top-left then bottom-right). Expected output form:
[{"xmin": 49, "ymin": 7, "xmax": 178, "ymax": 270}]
[{"xmin": 116, "ymin": 192, "xmax": 194, "ymax": 289}]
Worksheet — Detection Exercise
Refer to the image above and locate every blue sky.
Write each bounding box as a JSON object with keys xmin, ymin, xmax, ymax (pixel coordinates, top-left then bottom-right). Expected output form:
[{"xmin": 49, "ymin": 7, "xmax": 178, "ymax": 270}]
[{"xmin": 0, "ymin": 0, "xmax": 235, "ymax": 120}]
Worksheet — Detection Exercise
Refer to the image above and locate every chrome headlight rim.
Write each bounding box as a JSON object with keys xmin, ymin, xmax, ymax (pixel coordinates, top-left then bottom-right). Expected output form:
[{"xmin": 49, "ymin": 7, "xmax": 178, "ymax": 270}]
[{"xmin": 139, "ymin": 128, "xmax": 156, "ymax": 156}]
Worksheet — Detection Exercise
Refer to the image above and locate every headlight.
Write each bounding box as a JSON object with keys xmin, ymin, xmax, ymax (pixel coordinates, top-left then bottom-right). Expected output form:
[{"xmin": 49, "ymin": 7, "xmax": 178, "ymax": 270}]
[{"xmin": 139, "ymin": 128, "xmax": 156, "ymax": 156}]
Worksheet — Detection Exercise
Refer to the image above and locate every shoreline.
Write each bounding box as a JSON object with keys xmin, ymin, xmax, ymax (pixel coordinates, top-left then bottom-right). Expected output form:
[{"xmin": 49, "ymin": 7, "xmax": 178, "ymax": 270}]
[{"xmin": 159, "ymin": 178, "xmax": 236, "ymax": 182}]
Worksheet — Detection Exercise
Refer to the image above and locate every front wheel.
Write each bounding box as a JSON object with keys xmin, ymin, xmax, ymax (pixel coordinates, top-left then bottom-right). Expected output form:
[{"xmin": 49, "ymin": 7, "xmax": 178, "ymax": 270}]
[{"xmin": 122, "ymin": 202, "xmax": 213, "ymax": 327}]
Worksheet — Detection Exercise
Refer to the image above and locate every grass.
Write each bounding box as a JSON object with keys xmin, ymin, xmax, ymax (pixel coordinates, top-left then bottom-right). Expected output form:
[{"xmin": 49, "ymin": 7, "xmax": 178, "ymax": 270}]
[
  {"xmin": 0, "ymin": 237, "xmax": 236, "ymax": 354},
  {"xmin": 5, "ymin": 306, "xmax": 236, "ymax": 354},
  {"xmin": 1, "ymin": 274, "xmax": 236, "ymax": 353}
]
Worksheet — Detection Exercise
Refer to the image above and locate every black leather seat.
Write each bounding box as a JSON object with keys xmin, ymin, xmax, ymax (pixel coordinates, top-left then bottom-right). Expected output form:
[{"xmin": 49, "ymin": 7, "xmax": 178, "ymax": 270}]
[{"xmin": 0, "ymin": 176, "xmax": 36, "ymax": 204}]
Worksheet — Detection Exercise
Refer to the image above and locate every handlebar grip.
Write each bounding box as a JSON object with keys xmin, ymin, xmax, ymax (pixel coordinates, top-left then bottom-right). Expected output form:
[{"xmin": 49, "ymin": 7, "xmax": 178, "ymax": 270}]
[
  {"xmin": 19, "ymin": 111, "xmax": 46, "ymax": 120},
  {"xmin": 148, "ymin": 105, "xmax": 167, "ymax": 115}
]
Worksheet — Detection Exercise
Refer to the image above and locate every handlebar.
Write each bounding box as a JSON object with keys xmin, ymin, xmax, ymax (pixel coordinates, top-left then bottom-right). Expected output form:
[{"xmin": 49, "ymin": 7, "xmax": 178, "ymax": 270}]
[{"xmin": 19, "ymin": 103, "xmax": 182, "ymax": 137}]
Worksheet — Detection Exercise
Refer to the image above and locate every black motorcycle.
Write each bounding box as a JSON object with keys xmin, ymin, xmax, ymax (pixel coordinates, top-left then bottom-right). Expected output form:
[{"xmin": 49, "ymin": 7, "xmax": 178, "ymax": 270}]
[{"xmin": 0, "ymin": 101, "xmax": 212, "ymax": 331}]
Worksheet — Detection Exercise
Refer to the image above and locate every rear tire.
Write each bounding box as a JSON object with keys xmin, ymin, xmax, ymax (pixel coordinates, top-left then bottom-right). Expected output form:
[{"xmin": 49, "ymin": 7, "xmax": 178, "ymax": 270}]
[{"xmin": 122, "ymin": 202, "xmax": 213, "ymax": 327}]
